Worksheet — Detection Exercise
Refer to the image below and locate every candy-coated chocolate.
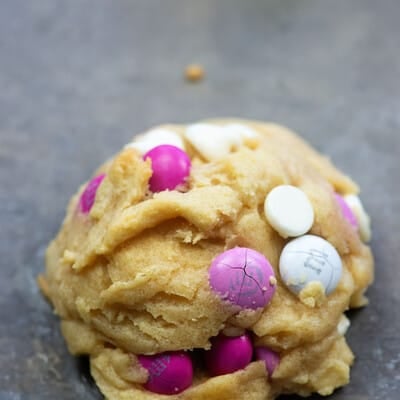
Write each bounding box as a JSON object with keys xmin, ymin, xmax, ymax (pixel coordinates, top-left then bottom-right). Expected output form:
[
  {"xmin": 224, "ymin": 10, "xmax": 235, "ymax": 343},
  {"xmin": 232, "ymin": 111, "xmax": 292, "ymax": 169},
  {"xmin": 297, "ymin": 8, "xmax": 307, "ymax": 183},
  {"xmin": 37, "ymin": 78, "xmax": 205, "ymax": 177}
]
[
  {"xmin": 264, "ymin": 185, "xmax": 314, "ymax": 238},
  {"xmin": 254, "ymin": 346, "xmax": 280, "ymax": 377},
  {"xmin": 205, "ymin": 333, "xmax": 253, "ymax": 376},
  {"xmin": 334, "ymin": 193, "xmax": 358, "ymax": 227},
  {"xmin": 209, "ymin": 247, "xmax": 276, "ymax": 310},
  {"xmin": 138, "ymin": 351, "xmax": 193, "ymax": 395},
  {"xmin": 143, "ymin": 145, "xmax": 191, "ymax": 192},
  {"xmin": 279, "ymin": 234, "xmax": 343, "ymax": 295},
  {"xmin": 79, "ymin": 174, "xmax": 106, "ymax": 214}
]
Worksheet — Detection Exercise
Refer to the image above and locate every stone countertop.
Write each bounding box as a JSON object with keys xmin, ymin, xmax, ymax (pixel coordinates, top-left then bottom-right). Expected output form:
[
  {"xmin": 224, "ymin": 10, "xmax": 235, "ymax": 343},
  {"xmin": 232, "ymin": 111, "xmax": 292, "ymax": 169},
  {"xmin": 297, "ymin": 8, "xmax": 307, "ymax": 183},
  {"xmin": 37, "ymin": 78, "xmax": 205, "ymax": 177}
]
[{"xmin": 0, "ymin": 0, "xmax": 399, "ymax": 399}]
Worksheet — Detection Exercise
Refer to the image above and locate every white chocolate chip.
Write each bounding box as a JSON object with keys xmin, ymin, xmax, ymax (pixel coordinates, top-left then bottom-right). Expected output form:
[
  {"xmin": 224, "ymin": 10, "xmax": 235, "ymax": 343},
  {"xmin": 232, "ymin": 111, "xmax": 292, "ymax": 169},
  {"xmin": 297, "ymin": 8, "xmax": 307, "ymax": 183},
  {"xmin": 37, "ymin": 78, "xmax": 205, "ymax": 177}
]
[
  {"xmin": 223, "ymin": 123, "xmax": 259, "ymax": 139},
  {"xmin": 184, "ymin": 123, "xmax": 243, "ymax": 161},
  {"xmin": 264, "ymin": 185, "xmax": 314, "ymax": 238},
  {"xmin": 125, "ymin": 129, "xmax": 185, "ymax": 154},
  {"xmin": 279, "ymin": 234, "xmax": 343, "ymax": 296},
  {"xmin": 337, "ymin": 315, "xmax": 351, "ymax": 335},
  {"xmin": 343, "ymin": 194, "xmax": 371, "ymax": 242},
  {"xmin": 184, "ymin": 123, "xmax": 259, "ymax": 161}
]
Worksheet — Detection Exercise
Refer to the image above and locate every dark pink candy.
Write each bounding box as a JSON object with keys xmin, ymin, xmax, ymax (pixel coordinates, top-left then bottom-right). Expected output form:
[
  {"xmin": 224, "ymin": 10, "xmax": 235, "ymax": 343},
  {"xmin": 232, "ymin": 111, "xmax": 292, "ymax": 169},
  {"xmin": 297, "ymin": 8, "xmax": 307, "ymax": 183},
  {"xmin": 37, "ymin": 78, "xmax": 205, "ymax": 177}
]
[
  {"xmin": 143, "ymin": 145, "xmax": 191, "ymax": 192},
  {"xmin": 254, "ymin": 346, "xmax": 280, "ymax": 377},
  {"xmin": 209, "ymin": 247, "xmax": 276, "ymax": 309},
  {"xmin": 334, "ymin": 193, "xmax": 358, "ymax": 227},
  {"xmin": 205, "ymin": 333, "xmax": 253, "ymax": 376},
  {"xmin": 79, "ymin": 174, "xmax": 106, "ymax": 213},
  {"xmin": 138, "ymin": 351, "xmax": 193, "ymax": 395}
]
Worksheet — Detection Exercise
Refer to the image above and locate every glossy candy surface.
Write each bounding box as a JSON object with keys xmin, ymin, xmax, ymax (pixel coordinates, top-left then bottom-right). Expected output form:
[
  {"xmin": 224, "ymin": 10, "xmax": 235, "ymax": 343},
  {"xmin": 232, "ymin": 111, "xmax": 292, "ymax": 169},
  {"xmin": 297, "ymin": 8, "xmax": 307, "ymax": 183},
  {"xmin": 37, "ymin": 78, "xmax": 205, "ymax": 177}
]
[
  {"xmin": 143, "ymin": 145, "xmax": 191, "ymax": 192},
  {"xmin": 205, "ymin": 333, "xmax": 253, "ymax": 376},
  {"xmin": 209, "ymin": 247, "xmax": 276, "ymax": 309},
  {"xmin": 255, "ymin": 346, "xmax": 280, "ymax": 377},
  {"xmin": 279, "ymin": 234, "xmax": 343, "ymax": 295},
  {"xmin": 79, "ymin": 174, "xmax": 106, "ymax": 213},
  {"xmin": 334, "ymin": 193, "xmax": 358, "ymax": 227},
  {"xmin": 138, "ymin": 351, "xmax": 193, "ymax": 395}
]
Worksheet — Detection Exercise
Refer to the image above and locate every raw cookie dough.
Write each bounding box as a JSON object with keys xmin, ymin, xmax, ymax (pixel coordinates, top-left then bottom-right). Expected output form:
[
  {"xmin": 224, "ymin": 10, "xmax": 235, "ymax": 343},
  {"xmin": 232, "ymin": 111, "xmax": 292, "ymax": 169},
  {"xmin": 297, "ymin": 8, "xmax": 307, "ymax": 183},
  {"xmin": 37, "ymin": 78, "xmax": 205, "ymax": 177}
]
[{"xmin": 39, "ymin": 119, "xmax": 374, "ymax": 400}]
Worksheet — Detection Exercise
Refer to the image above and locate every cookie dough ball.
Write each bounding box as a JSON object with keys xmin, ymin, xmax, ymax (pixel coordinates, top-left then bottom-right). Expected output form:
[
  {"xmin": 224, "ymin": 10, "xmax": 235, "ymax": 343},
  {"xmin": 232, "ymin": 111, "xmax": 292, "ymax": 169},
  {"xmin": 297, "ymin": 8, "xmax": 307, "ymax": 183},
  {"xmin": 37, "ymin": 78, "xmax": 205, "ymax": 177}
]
[{"xmin": 39, "ymin": 120, "xmax": 374, "ymax": 400}]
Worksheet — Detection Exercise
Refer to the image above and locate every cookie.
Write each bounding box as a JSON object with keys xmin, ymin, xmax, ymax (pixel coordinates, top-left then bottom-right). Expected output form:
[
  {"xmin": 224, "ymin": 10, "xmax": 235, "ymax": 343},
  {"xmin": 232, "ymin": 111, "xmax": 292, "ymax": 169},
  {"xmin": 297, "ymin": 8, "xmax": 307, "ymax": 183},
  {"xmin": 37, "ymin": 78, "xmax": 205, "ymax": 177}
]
[{"xmin": 39, "ymin": 120, "xmax": 374, "ymax": 399}]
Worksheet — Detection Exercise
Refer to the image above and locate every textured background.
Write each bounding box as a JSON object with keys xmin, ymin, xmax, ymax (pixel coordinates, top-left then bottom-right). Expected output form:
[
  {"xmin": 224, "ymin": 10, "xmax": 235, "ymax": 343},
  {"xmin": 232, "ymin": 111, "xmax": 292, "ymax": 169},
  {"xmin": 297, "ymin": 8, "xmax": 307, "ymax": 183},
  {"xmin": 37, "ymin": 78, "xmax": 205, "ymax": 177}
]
[{"xmin": 0, "ymin": 0, "xmax": 399, "ymax": 399}]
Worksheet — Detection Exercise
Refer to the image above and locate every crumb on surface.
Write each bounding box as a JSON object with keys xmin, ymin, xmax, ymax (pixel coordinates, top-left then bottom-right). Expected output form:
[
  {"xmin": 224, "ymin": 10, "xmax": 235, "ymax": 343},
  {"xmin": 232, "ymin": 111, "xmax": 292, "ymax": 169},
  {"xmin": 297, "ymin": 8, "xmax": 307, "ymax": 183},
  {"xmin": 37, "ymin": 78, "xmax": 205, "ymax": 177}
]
[
  {"xmin": 62, "ymin": 249, "xmax": 77, "ymax": 264},
  {"xmin": 184, "ymin": 64, "xmax": 205, "ymax": 82}
]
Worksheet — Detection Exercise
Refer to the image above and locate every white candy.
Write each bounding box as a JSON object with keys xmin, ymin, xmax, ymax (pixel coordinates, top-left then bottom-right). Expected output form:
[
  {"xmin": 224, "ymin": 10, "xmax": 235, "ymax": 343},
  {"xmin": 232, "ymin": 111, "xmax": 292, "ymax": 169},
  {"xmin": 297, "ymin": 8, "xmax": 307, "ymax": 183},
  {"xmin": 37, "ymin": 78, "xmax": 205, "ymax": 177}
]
[
  {"xmin": 264, "ymin": 185, "xmax": 314, "ymax": 238},
  {"xmin": 279, "ymin": 234, "xmax": 343, "ymax": 295},
  {"xmin": 343, "ymin": 194, "xmax": 371, "ymax": 242},
  {"xmin": 337, "ymin": 315, "xmax": 351, "ymax": 336},
  {"xmin": 125, "ymin": 129, "xmax": 185, "ymax": 154}
]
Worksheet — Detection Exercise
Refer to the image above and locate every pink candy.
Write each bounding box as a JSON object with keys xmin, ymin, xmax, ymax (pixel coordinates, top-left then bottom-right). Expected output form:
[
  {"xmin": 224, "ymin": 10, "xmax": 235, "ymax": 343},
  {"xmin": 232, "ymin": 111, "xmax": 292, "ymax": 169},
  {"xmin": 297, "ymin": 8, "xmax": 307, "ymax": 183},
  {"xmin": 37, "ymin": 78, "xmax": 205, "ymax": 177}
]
[
  {"xmin": 138, "ymin": 351, "xmax": 193, "ymax": 395},
  {"xmin": 79, "ymin": 174, "xmax": 106, "ymax": 213},
  {"xmin": 255, "ymin": 346, "xmax": 280, "ymax": 377},
  {"xmin": 205, "ymin": 333, "xmax": 253, "ymax": 376},
  {"xmin": 334, "ymin": 193, "xmax": 358, "ymax": 227},
  {"xmin": 143, "ymin": 145, "xmax": 191, "ymax": 192},
  {"xmin": 209, "ymin": 247, "xmax": 276, "ymax": 310}
]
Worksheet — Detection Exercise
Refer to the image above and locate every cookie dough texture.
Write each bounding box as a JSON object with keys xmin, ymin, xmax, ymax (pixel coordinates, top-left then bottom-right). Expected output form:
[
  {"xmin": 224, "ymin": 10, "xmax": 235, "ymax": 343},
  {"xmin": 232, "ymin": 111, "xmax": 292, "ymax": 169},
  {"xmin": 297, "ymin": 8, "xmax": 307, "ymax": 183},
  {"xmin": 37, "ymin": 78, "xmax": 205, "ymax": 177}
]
[{"xmin": 40, "ymin": 120, "xmax": 374, "ymax": 400}]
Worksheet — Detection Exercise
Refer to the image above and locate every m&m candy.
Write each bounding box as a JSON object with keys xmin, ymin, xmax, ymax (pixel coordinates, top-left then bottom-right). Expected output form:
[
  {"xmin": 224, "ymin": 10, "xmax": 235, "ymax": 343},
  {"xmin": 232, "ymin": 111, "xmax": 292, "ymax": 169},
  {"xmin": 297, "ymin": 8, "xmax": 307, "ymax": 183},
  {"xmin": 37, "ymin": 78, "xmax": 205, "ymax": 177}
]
[
  {"xmin": 79, "ymin": 174, "xmax": 106, "ymax": 214},
  {"xmin": 279, "ymin": 234, "xmax": 343, "ymax": 295},
  {"xmin": 209, "ymin": 247, "xmax": 276, "ymax": 310},
  {"xmin": 334, "ymin": 193, "xmax": 358, "ymax": 227},
  {"xmin": 205, "ymin": 333, "xmax": 253, "ymax": 376},
  {"xmin": 254, "ymin": 346, "xmax": 280, "ymax": 377},
  {"xmin": 138, "ymin": 351, "xmax": 193, "ymax": 395},
  {"xmin": 143, "ymin": 145, "xmax": 191, "ymax": 192}
]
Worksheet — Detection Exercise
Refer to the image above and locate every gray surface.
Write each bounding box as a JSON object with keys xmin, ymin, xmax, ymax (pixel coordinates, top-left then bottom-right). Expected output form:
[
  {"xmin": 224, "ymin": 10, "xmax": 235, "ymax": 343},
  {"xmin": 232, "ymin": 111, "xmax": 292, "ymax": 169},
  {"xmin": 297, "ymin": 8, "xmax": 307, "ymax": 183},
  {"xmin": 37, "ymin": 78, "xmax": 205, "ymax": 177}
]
[{"xmin": 0, "ymin": 0, "xmax": 399, "ymax": 399}]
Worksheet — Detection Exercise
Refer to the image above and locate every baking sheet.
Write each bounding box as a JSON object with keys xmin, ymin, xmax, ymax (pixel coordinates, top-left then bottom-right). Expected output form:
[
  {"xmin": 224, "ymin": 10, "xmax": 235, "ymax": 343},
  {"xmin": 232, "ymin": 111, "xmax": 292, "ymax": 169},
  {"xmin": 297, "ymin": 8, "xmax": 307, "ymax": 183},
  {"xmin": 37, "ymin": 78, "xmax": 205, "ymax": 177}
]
[{"xmin": 1, "ymin": 0, "xmax": 399, "ymax": 399}]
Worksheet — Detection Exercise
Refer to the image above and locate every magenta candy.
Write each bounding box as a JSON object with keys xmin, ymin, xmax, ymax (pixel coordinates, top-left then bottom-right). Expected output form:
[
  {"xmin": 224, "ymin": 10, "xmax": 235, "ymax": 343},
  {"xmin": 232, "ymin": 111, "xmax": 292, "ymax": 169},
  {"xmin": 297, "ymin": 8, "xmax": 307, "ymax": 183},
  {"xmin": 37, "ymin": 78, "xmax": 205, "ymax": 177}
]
[
  {"xmin": 79, "ymin": 174, "xmax": 106, "ymax": 213},
  {"xmin": 209, "ymin": 247, "xmax": 276, "ymax": 309},
  {"xmin": 205, "ymin": 333, "xmax": 253, "ymax": 376},
  {"xmin": 138, "ymin": 351, "xmax": 193, "ymax": 395},
  {"xmin": 334, "ymin": 193, "xmax": 358, "ymax": 227},
  {"xmin": 255, "ymin": 346, "xmax": 280, "ymax": 377},
  {"xmin": 143, "ymin": 145, "xmax": 191, "ymax": 192}
]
